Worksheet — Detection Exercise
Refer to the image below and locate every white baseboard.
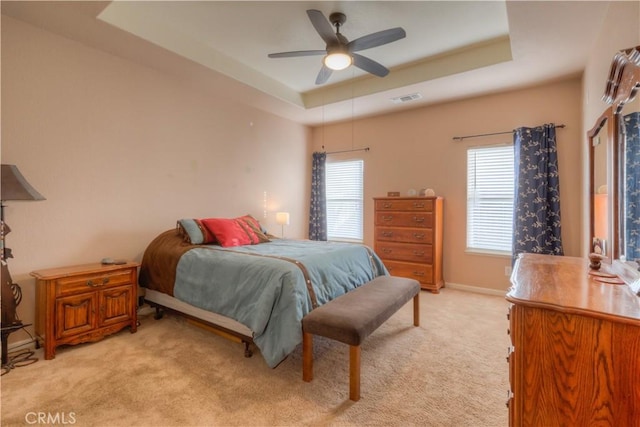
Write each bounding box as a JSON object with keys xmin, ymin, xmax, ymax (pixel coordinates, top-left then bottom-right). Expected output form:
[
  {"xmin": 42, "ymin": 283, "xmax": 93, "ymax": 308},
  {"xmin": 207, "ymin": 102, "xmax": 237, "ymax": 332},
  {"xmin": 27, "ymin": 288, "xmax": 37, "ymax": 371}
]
[
  {"xmin": 7, "ymin": 337, "xmax": 38, "ymax": 352},
  {"xmin": 444, "ymin": 282, "xmax": 507, "ymax": 297}
]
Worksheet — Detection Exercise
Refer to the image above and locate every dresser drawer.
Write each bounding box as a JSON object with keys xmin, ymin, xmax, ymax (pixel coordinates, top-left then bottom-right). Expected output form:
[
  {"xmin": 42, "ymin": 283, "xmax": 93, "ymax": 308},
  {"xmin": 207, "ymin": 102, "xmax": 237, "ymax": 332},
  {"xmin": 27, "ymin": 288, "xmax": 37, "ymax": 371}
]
[
  {"xmin": 375, "ymin": 198, "xmax": 433, "ymax": 212},
  {"xmin": 376, "ymin": 242, "xmax": 433, "ymax": 263},
  {"xmin": 56, "ymin": 270, "xmax": 132, "ymax": 297},
  {"xmin": 383, "ymin": 260, "xmax": 433, "ymax": 284},
  {"xmin": 375, "ymin": 212, "xmax": 433, "ymax": 228},
  {"xmin": 375, "ymin": 227, "xmax": 433, "ymax": 244}
]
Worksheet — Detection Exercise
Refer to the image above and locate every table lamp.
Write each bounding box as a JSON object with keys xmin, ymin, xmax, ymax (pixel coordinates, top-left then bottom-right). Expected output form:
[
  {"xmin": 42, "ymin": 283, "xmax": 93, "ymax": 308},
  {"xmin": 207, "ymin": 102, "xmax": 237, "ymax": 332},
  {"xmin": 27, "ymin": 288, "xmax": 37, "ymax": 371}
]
[{"xmin": 276, "ymin": 212, "xmax": 290, "ymax": 238}]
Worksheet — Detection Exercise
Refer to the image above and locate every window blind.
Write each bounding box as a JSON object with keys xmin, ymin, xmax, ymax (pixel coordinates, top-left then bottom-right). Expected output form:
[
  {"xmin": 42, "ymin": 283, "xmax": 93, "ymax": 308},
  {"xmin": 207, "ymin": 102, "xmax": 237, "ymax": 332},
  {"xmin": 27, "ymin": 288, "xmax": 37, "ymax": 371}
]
[
  {"xmin": 326, "ymin": 160, "xmax": 364, "ymax": 242},
  {"xmin": 467, "ymin": 145, "xmax": 514, "ymax": 253}
]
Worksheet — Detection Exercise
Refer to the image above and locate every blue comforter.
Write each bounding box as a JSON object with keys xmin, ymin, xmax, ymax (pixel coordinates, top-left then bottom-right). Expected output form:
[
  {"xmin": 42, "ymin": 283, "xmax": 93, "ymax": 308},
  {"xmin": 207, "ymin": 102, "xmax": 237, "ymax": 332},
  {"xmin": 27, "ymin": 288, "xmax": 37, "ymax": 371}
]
[{"xmin": 173, "ymin": 239, "xmax": 387, "ymax": 368}]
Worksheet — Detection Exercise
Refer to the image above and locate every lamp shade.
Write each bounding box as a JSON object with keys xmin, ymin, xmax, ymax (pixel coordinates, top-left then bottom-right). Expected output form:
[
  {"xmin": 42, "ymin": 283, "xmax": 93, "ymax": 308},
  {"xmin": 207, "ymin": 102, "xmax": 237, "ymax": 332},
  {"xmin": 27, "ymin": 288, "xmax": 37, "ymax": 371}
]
[
  {"xmin": 1, "ymin": 164, "xmax": 45, "ymax": 201},
  {"xmin": 276, "ymin": 212, "xmax": 290, "ymax": 226}
]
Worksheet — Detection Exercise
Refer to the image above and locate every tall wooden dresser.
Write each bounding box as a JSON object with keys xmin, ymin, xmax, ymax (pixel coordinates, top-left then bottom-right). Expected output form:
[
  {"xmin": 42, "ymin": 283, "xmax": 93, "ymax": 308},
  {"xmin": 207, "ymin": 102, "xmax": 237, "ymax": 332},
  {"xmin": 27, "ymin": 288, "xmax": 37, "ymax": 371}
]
[
  {"xmin": 506, "ymin": 254, "xmax": 640, "ymax": 426},
  {"xmin": 373, "ymin": 196, "xmax": 444, "ymax": 292}
]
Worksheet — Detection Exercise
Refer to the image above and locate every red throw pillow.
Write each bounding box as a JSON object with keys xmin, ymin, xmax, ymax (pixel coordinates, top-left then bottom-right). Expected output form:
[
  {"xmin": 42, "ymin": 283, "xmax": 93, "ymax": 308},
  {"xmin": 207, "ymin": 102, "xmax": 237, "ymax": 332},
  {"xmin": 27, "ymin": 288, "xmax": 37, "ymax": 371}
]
[
  {"xmin": 236, "ymin": 214, "xmax": 271, "ymax": 243},
  {"xmin": 201, "ymin": 218, "xmax": 253, "ymax": 247},
  {"xmin": 195, "ymin": 219, "xmax": 217, "ymax": 244}
]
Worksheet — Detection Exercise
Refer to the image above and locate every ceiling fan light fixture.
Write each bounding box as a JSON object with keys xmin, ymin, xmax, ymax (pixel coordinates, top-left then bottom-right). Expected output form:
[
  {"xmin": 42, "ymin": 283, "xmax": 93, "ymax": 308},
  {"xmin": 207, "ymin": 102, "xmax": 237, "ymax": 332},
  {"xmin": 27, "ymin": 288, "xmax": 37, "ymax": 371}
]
[
  {"xmin": 268, "ymin": 10, "xmax": 405, "ymax": 84},
  {"xmin": 324, "ymin": 52, "xmax": 352, "ymax": 70}
]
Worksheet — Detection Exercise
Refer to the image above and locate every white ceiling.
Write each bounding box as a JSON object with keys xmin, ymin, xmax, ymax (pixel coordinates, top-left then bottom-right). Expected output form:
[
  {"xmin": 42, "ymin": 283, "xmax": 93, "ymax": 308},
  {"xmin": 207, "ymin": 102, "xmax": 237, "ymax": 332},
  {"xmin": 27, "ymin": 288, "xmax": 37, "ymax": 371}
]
[{"xmin": 2, "ymin": 1, "xmax": 612, "ymax": 126}]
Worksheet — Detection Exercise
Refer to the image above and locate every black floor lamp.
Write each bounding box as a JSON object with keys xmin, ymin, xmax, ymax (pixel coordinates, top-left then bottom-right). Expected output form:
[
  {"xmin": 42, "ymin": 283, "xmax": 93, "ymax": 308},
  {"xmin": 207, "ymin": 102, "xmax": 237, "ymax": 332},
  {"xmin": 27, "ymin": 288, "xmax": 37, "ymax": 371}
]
[{"xmin": 1, "ymin": 164, "xmax": 45, "ymax": 374}]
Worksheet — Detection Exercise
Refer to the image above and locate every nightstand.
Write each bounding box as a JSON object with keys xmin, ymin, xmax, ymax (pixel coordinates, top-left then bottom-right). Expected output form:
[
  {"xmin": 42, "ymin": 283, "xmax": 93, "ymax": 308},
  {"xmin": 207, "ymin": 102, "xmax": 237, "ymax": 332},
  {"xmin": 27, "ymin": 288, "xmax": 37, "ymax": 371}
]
[{"xmin": 31, "ymin": 262, "xmax": 139, "ymax": 360}]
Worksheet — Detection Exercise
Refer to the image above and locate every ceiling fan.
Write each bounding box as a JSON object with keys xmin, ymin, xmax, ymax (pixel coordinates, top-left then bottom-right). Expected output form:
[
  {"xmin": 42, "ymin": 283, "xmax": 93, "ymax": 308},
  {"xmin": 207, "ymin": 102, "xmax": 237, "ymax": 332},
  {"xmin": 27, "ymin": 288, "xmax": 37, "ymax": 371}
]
[{"xmin": 268, "ymin": 9, "xmax": 406, "ymax": 85}]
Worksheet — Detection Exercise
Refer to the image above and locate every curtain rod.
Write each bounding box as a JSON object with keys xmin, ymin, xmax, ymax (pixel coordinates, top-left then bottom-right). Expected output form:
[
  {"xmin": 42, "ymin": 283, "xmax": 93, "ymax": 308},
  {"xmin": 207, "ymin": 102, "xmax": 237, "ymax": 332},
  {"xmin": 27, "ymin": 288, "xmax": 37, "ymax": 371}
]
[
  {"xmin": 323, "ymin": 147, "xmax": 370, "ymax": 155},
  {"xmin": 452, "ymin": 124, "xmax": 566, "ymax": 142}
]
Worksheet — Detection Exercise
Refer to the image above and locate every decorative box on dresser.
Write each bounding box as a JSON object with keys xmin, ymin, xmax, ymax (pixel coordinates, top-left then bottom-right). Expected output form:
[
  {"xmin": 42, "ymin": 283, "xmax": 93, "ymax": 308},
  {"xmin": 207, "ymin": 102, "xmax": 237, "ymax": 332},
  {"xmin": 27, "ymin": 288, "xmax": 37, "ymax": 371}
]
[
  {"xmin": 31, "ymin": 262, "xmax": 139, "ymax": 360},
  {"xmin": 373, "ymin": 196, "xmax": 444, "ymax": 292},
  {"xmin": 506, "ymin": 254, "xmax": 640, "ymax": 426}
]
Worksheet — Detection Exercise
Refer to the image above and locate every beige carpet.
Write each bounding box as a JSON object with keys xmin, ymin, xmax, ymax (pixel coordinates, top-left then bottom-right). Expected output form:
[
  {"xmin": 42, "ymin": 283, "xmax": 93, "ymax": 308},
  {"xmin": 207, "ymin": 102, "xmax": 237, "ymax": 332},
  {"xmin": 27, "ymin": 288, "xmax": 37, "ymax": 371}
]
[{"xmin": 1, "ymin": 288, "xmax": 509, "ymax": 426}]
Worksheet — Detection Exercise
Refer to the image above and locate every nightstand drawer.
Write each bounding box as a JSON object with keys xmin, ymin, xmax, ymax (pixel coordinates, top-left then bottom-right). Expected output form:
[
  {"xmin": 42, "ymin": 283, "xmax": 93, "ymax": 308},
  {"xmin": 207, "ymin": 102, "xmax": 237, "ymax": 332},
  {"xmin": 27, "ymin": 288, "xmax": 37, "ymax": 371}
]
[{"xmin": 56, "ymin": 270, "xmax": 132, "ymax": 297}]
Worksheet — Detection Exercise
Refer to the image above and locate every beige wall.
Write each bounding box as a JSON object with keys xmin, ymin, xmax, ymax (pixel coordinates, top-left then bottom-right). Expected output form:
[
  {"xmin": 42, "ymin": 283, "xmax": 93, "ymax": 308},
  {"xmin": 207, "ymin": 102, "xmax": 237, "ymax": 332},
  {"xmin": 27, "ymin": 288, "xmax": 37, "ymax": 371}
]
[
  {"xmin": 1, "ymin": 16, "xmax": 311, "ymax": 340},
  {"xmin": 312, "ymin": 80, "xmax": 583, "ymax": 292}
]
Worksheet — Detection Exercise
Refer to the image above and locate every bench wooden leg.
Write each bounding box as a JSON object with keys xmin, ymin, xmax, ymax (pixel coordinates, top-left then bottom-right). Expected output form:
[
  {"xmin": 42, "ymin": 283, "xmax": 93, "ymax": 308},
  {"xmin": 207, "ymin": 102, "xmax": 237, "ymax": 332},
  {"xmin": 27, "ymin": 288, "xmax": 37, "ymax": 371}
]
[
  {"xmin": 413, "ymin": 292, "xmax": 420, "ymax": 327},
  {"xmin": 302, "ymin": 331, "xmax": 313, "ymax": 382},
  {"xmin": 349, "ymin": 345, "xmax": 361, "ymax": 401}
]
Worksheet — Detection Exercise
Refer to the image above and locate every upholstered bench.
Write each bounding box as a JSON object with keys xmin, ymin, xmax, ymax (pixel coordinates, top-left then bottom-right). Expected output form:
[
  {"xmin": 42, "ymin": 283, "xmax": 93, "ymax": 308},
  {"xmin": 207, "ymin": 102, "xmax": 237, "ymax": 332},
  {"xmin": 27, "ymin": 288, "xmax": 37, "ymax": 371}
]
[{"xmin": 302, "ymin": 275, "xmax": 421, "ymax": 401}]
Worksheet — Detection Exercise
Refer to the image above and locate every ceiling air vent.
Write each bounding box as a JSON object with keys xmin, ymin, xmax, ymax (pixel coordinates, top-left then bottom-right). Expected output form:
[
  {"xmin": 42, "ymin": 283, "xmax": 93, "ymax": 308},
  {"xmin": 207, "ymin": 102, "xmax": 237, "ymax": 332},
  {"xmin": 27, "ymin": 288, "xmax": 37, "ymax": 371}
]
[{"xmin": 391, "ymin": 93, "xmax": 422, "ymax": 104}]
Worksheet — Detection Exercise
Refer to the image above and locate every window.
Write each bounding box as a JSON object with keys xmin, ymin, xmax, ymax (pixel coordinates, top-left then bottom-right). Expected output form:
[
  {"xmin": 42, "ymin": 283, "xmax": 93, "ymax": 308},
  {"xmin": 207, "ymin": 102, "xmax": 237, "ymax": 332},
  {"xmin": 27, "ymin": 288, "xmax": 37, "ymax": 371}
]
[
  {"xmin": 467, "ymin": 145, "xmax": 514, "ymax": 254},
  {"xmin": 326, "ymin": 159, "xmax": 364, "ymax": 242}
]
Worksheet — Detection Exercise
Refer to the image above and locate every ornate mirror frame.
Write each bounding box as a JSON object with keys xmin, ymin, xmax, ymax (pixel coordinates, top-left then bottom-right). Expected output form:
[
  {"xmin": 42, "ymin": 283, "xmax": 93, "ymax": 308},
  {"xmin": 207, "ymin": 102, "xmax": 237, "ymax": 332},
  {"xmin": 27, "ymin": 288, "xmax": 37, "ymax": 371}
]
[{"xmin": 603, "ymin": 46, "xmax": 640, "ymax": 293}]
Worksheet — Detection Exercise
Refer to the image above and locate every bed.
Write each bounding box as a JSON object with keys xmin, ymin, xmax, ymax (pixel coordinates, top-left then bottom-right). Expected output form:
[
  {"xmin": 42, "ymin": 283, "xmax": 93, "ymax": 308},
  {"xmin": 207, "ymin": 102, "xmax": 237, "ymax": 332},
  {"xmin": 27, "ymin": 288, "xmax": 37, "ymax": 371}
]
[{"xmin": 139, "ymin": 223, "xmax": 387, "ymax": 368}]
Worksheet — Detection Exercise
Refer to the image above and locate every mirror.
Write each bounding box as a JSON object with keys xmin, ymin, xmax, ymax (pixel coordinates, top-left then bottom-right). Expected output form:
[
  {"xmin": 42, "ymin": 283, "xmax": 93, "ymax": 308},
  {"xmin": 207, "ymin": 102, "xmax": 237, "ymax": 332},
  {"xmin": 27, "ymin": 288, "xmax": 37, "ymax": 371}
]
[
  {"xmin": 588, "ymin": 108, "xmax": 614, "ymax": 261},
  {"xmin": 616, "ymin": 63, "xmax": 640, "ymax": 268},
  {"xmin": 603, "ymin": 45, "xmax": 640, "ymax": 293}
]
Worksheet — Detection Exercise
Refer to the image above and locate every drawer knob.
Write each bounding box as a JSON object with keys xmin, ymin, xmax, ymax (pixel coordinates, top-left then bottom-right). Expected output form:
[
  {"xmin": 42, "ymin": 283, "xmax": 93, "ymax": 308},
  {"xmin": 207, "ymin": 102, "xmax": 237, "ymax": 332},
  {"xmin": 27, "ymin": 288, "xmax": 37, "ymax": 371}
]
[
  {"xmin": 413, "ymin": 251, "xmax": 425, "ymax": 256},
  {"xmin": 382, "ymin": 231, "xmax": 393, "ymax": 237},
  {"xmin": 413, "ymin": 271, "xmax": 425, "ymax": 277},
  {"xmin": 413, "ymin": 233, "xmax": 425, "ymax": 240},
  {"xmin": 413, "ymin": 202, "xmax": 425, "ymax": 208},
  {"xmin": 382, "ymin": 215, "xmax": 393, "ymax": 221},
  {"xmin": 413, "ymin": 216, "xmax": 425, "ymax": 223},
  {"xmin": 383, "ymin": 248, "xmax": 392, "ymax": 254},
  {"xmin": 383, "ymin": 202, "xmax": 392, "ymax": 208}
]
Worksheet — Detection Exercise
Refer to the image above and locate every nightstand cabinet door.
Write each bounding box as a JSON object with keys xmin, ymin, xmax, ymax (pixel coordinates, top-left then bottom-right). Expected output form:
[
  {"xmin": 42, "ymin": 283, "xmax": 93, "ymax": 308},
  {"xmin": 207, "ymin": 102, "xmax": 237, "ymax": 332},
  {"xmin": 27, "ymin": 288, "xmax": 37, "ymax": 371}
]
[
  {"xmin": 32, "ymin": 262, "xmax": 139, "ymax": 360},
  {"xmin": 56, "ymin": 293, "xmax": 98, "ymax": 339},
  {"xmin": 100, "ymin": 285, "xmax": 135, "ymax": 327},
  {"xmin": 374, "ymin": 197, "xmax": 444, "ymax": 292}
]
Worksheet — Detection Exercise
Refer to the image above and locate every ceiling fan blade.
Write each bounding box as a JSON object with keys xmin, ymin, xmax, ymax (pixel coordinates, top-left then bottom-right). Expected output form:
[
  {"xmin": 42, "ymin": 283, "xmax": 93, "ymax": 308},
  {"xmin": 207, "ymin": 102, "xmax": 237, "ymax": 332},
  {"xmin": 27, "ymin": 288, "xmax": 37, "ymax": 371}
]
[
  {"xmin": 268, "ymin": 50, "xmax": 326, "ymax": 58},
  {"xmin": 307, "ymin": 9, "xmax": 338, "ymax": 45},
  {"xmin": 353, "ymin": 53, "xmax": 389, "ymax": 77},
  {"xmin": 315, "ymin": 65, "xmax": 333, "ymax": 85},
  {"xmin": 348, "ymin": 27, "xmax": 406, "ymax": 52}
]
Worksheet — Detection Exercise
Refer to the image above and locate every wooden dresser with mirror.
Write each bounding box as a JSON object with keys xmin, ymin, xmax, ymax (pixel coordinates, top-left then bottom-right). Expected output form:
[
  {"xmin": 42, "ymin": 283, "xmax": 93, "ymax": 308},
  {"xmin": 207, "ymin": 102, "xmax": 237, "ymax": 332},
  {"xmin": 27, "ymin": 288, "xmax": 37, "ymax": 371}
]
[{"xmin": 506, "ymin": 46, "xmax": 640, "ymax": 426}]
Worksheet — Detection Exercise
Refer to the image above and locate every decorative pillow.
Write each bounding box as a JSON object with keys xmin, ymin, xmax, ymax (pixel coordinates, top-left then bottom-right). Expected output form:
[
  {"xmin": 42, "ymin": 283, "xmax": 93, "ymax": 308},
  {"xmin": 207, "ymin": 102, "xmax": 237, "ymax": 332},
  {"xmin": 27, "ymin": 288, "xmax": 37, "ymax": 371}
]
[
  {"xmin": 177, "ymin": 219, "xmax": 216, "ymax": 245},
  {"xmin": 234, "ymin": 218, "xmax": 260, "ymax": 244},
  {"xmin": 236, "ymin": 215, "xmax": 271, "ymax": 243},
  {"xmin": 201, "ymin": 218, "xmax": 255, "ymax": 247}
]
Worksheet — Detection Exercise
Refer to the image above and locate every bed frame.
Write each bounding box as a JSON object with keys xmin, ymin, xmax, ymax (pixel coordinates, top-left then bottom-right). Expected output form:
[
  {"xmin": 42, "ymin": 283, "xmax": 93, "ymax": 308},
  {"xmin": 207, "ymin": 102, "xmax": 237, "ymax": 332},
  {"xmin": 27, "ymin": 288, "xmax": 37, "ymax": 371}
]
[{"xmin": 143, "ymin": 288, "xmax": 255, "ymax": 357}]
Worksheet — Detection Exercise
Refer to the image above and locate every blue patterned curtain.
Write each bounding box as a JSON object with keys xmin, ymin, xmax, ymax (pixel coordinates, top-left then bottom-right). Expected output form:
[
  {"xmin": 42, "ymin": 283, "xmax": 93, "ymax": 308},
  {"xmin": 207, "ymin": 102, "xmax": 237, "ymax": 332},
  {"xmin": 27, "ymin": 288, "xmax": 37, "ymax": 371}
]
[
  {"xmin": 512, "ymin": 124, "xmax": 563, "ymax": 261},
  {"xmin": 623, "ymin": 112, "xmax": 640, "ymax": 260},
  {"xmin": 309, "ymin": 152, "xmax": 327, "ymax": 241}
]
